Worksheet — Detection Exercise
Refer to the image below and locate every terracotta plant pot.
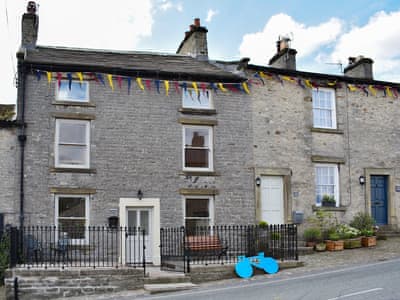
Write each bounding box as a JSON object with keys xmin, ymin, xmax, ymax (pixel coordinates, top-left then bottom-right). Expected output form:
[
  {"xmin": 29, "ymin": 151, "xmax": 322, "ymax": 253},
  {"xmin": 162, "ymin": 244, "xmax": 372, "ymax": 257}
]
[
  {"xmin": 361, "ymin": 236, "xmax": 377, "ymax": 247},
  {"xmin": 325, "ymin": 240, "xmax": 344, "ymax": 251},
  {"xmin": 344, "ymin": 237, "xmax": 362, "ymax": 249}
]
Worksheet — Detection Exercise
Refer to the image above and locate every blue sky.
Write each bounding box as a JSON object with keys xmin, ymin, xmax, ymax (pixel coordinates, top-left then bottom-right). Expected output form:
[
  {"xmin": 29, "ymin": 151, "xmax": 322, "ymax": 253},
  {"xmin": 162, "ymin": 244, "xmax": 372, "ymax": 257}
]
[{"xmin": 1, "ymin": 0, "xmax": 400, "ymax": 104}]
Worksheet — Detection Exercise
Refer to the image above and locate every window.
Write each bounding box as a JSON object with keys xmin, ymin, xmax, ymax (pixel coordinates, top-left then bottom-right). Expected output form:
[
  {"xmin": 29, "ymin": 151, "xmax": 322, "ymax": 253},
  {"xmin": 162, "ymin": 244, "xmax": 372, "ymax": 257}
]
[
  {"xmin": 56, "ymin": 80, "xmax": 89, "ymax": 102},
  {"xmin": 55, "ymin": 195, "xmax": 89, "ymax": 243},
  {"xmin": 182, "ymin": 88, "xmax": 212, "ymax": 109},
  {"xmin": 184, "ymin": 197, "xmax": 214, "ymax": 232},
  {"xmin": 312, "ymin": 88, "xmax": 336, "ymax": 129},
  {"xmin": 55, "ymin": 119, "xmax": 90, "ymax": 168},
  {"xmin": 315, "ymin": 164, "xmax": 339, "ymax": 207},
  {"xmin": 183, "ymin": 125, "xmax": 213, "ymax": 171}
]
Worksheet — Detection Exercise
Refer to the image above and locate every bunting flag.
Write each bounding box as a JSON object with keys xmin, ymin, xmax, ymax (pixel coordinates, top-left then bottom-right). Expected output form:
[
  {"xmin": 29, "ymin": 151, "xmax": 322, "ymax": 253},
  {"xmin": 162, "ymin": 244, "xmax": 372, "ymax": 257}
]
[
  {"xmin": 164, "ymin": 80, "xmax": 169, "ymax": 96},
  {"xmin": 327, "ymin": 81, "xmax": 337, "ymax": 87},
  {"xmin": 77, "ymin": 72, "xmax": 83, "ymax": 85},
  {"xmin": 127, "ymin": 77, "xmax": 132, "ymax": 94},
  {"xmin": 297, "ymin": 79, "xmax": 305, "ymax": 89},
  {"xmin": 155, "ymin": 80, "xmax": 161, "ymax": 94},
  {"xmin": 145, "ymin": 79, "xmax": 152, "ymax": 90},
  {"xmin": 136, "ymin": 77, "xmax": 145, "ymax": 90},
  {"xmin": 347, "ymin": 84, "xmax": 357, "ymax": 92},
  {"xmin": 200, "ymin": 83, "xmax": 207, "ymax": 94},
  {"xmin": 107, "ymin": 74, "xmax": 114, "ymax": 91},
  {"xmin": 97, "ymin": 73, "xmax": 106, "ymax": 86},
  {"xmin": 192, "ymin": 82, "xmax": 199, "ymax": 95},
  {"xmin": 57, "ymin": 72, "xmax": 62, "ymax": 88},
  {"xmin": 218, "ymin": 83, "xmax": 227, "ymax": 92},
  {"xmin": 242, "ymin": 82, "xmax": 250, "ymax": 94},
  {"xmin": 209, "ymin": 82, "xmax": 218, "ymax": 93},
  {"xmin": 117, "ymin": 75, "xmax": 122, "ymax": 89},
  {"xmin": 385, "ymin": 86, "xmax": 393, "ymax": 98},
  {"xmin": 357, "ymin": 85, "xmax": 368, "ymax": 96},
  {"xmin": 305, "ymin": 80, "xmax": 313, "ymax": 89},
  {"xmin": 393, "ymin": 88, "xmax": 399, "ymax": 98},
  {"xmin": 282, "ymin": 76, "xmax": 295, "ymax": 83},
  {"xmin": 174, "ymin": 81, "xmax": 180, "ymax": 94},
  {"xmin": 182, "ymin": 82, "xmax": 187, "ymax": 92},
  {"xmin": 35, "ymin": 70, "xmax": 41, "ymax": 81},
  {"xmin": 254, "ymin": 73, "xmax": 264, "ymax": 85},
  {"xmin": 368, "ymin": 85, "xmax": 377, "ymax": 96},
  {"xmin": 67, "ymin": 73, "xmax": 72, "ymax": 90},
  {"xmin": 46, "ymin": 72, "xmax": 52, "ymax": 85},
  {"xmin": 90, "ymin": 72, "xmax": 99, "ymax": 83}
]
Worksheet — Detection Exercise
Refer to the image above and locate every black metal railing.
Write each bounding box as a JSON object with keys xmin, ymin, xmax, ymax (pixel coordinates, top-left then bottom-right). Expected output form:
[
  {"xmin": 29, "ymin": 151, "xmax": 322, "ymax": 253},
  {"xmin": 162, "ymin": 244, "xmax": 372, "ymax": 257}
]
[
  {"xmin": 7, "ymin": 226, "xmax": 146, "ymax": 273},
  {"xmin": 160, "ymin": 224, "xmax": 298, "ymax": 273}
]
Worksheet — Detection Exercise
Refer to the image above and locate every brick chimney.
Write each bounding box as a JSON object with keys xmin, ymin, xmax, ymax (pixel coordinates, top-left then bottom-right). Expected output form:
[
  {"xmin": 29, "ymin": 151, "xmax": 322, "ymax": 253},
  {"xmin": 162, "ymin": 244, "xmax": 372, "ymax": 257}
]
[
  {"xmin": 344, "ymin": 56, "xmax": 374, "ymax": 79},
  {"xmin": 176, "ymin": 18, "xmax": 208, "ymax": 60},
  {"xmin": 268, "ymin": 37, "xmax": 297, "ymax": 70},
  {"xmin": 20, "ymin": 1, "xmax": 39, "ymax": 50}
]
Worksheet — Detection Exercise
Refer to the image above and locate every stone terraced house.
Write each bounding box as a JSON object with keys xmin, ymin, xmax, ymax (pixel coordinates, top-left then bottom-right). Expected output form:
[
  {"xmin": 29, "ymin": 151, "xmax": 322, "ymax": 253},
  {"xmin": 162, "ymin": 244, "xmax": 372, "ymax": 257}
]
[{"xmin": 1, "ymin": 3, "xmax": 400, "ymax": 265}]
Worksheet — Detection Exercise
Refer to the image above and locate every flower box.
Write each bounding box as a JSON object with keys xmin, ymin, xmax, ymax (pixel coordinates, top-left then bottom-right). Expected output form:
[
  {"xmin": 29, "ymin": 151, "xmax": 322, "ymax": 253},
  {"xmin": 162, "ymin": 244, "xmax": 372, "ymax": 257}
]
[
  {"xmin": 361, "ymin": 236, "xmax": 377, "ymax": 247},
  {"xmin": 344, "ymin": 237, "xmax": 362, "ymax": 249},
  {"xmin": 325, "ymin": 240, "xmax": 344, "ymax": 251}
]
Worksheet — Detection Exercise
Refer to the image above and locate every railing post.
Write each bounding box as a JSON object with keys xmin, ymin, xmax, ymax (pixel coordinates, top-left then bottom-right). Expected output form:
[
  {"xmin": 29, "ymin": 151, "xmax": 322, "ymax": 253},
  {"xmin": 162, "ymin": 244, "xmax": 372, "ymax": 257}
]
[{"xmin": 9, "ymin": 227, "xmax": 18, "ymax": 268}]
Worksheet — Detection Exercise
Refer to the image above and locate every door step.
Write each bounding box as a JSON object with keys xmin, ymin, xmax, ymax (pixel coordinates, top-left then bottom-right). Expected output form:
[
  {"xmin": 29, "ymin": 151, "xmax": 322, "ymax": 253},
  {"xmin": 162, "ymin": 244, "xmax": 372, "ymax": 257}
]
[{"xmin": 144, "ymin": 283, "xmax": 198, "ymax": 294}]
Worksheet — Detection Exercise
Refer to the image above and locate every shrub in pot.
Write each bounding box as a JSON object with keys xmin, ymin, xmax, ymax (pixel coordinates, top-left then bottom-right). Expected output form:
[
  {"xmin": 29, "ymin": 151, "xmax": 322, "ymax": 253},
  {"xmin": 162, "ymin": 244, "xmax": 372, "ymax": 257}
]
[{"xmin": 303, "ymin": 227, "xmax": 322, "ymax": 248}]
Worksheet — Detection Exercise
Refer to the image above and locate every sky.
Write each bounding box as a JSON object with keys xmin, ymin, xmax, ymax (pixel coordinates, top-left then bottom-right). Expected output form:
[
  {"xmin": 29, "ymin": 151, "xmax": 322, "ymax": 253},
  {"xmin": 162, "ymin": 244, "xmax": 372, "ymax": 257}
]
[{"xmin": 1, "ymin": 0, "xmax": 400, "ymax": 104}]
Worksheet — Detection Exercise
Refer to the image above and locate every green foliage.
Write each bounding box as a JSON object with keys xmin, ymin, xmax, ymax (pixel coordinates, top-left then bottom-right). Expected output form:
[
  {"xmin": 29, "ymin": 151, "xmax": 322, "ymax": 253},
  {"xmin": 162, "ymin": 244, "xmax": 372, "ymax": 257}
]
[
  {"xmin": 307, "ymin": 210, "xmax": 336, "ymax": 239},
  {"xmin": 258, "ymin": 221, "xmax": 269, "ymax": 228},
  {"xmin": 0, "ymin": 234, "xmax": 10, "ymax": 284},
  {"xmin": 328, "ymin": 232, "xmax": 341, "ymax": 241},
  {"xmin": 0, "ymin": 105, "xmax": 15, "ymax": 121},
  {"xmin": 350, "ymin": 212, "xmax": 375, "ymax": 232},
  {"xmin": 336, "ymin": 224, "xmax": 361, "ymax": 239},
  {"xmin": 303, "ymin": 227, "xmax": 322, "ymax": 242},
  {"xmin": 361, "ymin": 229, "xmax": 374, "ymax": 237},
  {"xmin": 271, "ymin": 232, "xmax": 280, "ymax": 240},
  {"xmin": 322, "ymin": 195, "xmax": 336, "ymax": 205}
]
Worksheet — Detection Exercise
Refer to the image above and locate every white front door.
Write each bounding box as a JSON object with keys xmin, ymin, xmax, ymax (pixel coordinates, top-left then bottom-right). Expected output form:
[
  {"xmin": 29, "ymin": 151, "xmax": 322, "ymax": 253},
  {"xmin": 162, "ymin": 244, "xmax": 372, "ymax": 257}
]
[
  {"xmin": 126, "ymin": 208, "xmax": 152, "ymax": 263},
  {"xmin": 261, "ymin": 176, "xmax": 284, "ymax": 224}
]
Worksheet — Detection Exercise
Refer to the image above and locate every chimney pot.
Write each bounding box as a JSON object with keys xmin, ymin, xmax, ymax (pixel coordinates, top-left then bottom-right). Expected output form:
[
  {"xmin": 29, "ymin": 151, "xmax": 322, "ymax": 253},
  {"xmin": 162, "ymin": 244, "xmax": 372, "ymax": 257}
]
[
  {"xmin": 27, "ymin": 1, "xmax": 37, "ymax": 14},
  {"xmin": 190, "ymin": 24, "xmax": 195, "ymax": 31},
  {"xmin": 194, "ymin": 18, "xmax": 200, "ymax": 27}
]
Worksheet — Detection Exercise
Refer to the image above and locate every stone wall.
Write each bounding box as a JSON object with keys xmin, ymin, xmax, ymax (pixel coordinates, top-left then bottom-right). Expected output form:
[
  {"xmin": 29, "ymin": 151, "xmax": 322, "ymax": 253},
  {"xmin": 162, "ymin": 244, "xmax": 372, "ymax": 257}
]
[{"xmin": 5, "ymin": 268, "xmax": 144, "ymax": 300}]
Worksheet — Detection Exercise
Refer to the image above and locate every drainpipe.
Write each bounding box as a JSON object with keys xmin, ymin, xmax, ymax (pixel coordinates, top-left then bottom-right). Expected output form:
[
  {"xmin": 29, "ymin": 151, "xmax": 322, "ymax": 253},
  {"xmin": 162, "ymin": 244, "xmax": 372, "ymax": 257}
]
[{"xmin": 16, "ymin": 52, "xmax": 26, "ymax": 229}]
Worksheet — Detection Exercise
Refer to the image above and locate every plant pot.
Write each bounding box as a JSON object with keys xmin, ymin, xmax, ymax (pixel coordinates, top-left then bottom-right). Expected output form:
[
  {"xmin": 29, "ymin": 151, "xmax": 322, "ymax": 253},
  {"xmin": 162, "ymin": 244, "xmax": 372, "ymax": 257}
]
[
  {"xmin": 306, "ymin": 241, "xmax": 317, "ymax": 248},
  {"xmin": 322, "ymin": 202, "xmax": 336, "ymax": 207},
  {"xmin": 315, "ymin": 243, "xmax": 326, "ymax": 252},
  {"xmin": 344, "ymin": 237, "xmax": 362, "ymax": 249},
  {"xmin": 361, "ymin": 236, "xmax": 377, "ymax": 247},
  {"xmin": 325, "ymin": 240, "xmax": 344, "ymax": 251}
]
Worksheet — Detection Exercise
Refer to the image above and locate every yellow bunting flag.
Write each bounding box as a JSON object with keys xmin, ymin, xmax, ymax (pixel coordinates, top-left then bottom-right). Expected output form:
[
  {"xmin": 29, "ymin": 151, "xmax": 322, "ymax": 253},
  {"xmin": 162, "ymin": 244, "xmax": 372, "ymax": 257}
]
[
  {"xmin": 327, "ymin": 81, "xmax": 336, "ymax": 86},
  {"xmin": 192, "ymin": 82, "xmax": 199, "ymax": 95},
  {"xmin": 136, "ymin": 77, "xmax": 145, "ymax": 90},
  {"xmin": 347, "ymin": 84, "xmax": 357, "ymax": 92},
  {"xmin": 218, "ymin": 83, "xmax": 227, "ymax": 92},
  {"xmin": 164, "ymin": 80, "xmax": 169, "ymax": 96},
  {"xmin": 304, "ymin": 80, "xmax": 313, "ymax": 89},
  {"xmin": 368, "ymin": 85, "xmax": 377, "ymax": 96},
  {"xmin": 46, "ymin": 72, "xmax": 52, "ymax": 85},
  {"xmin": 76, "ymin": 72, "xmax": 83, "ymax": 84},
  {"xmin": 385, "ymin": 86, "xmax": 393, "ymax": 98},
  {"xmin": 282, "ymin": 76, "xmax": 295, "ymax": 83},
  {"xmin": 259, "ymin": 71, "xmax": 267, "ymax": 78},
  {"xmin": 242, "ymin": 82, "xmax": 250, "ymax": 94},
  {"xmin": 107, "ymin": 74, "xmax": 114, "ymax": 91}
]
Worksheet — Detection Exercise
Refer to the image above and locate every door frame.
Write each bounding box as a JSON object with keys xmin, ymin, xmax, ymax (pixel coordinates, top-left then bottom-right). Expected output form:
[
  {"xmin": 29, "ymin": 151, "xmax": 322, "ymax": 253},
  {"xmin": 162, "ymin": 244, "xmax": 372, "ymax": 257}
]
[
  {"xmin": 364, "ymin": 168, "xmax": 395, "ymax": 226},
  {"xmin": 255, "ymin": 168, "xmax": 292, "ymax": 224},
  {"xmin": 119, "ymin": 198, "xmax": 160, "ymax": 265}
]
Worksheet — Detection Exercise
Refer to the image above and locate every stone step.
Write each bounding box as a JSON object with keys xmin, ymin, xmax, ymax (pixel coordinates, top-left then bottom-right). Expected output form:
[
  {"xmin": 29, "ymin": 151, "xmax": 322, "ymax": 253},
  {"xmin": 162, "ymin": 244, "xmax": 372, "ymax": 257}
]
[
  {"xmin": 144, "ymin": 283, "xmax": 198, "ymax": 294},
  {"xmin": 298, "ymin": 246, "xmax": 314, "ymax": 255},
  {"xmin": 144, "ymin": 275, "xmax": 191, "ymax": 285}
]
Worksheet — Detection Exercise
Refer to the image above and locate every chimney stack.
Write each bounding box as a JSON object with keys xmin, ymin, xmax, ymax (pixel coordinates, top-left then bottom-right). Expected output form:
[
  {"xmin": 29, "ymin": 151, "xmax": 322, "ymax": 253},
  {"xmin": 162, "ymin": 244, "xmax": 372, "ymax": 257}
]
[
  {"xmin": 21, "ymin": 1, "xmax": 39, "ymax": 50},
  {"xmin": 344, "ymin": 56, "xmax": 374, "ymax": 79},
  {"xmin": 268, "ymin": 36, "xmax": 297, "ymax": 70},
  {"xmin": 177, "ymin": 18, "xmax": 208, "ymax": 61}
]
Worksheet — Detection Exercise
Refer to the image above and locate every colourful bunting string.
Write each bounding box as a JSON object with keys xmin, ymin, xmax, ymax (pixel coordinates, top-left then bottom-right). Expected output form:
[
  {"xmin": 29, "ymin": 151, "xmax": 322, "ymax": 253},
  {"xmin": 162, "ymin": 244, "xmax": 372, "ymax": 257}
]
[
  {"xmin": 192, "ymin": 82, "xmax": 199, "ymax": 96},
  {"xmin": 218, "ymin": 83, "xmax": 227, "ymax": 92},
  {"xmin": 107, "ymin": 74, "xmax": 114, "ymax": 91},
  {"xmin": 117, "ymin": 75, "xmax": 122, "ymax": 89},
  {"xmin": 297, "ymin": 79, "xmax": 305, "ymax": 89},
  {"xmin": 136, "ymin": 77, "xmax": 145, "ymax": 90},
  {"xmin": 46, "ymin": 72, "xmax": 52, "ymax": 85},
  {"xmin": 282, "ymin": 76, "xmax": 295, "ymax": 83},
  {"xmin": 57, "ymin": 72, "xmax": 62, "ymax": 88},
  {"xmin": 368, "ymin": 85, "xmax": 377, "ymax": 96},
  {"xmin": 127, "ymin": 77, "xmax": 132, "ymax": 94},
  {"xmin": 145, "ymin": 79, "xmax": 152, "ymax": 91},
  {"xmin": 36, "ymin": 70, "xmax": 41, "ymax": 81},
  {"xmin": 67, "ymin": 73, "xmax": 72, "ymax": 90},
  {"xmin": 77, "ymin": 72, "xmax": 83, "ymax": 84},
  {"xmin": 97, "ymin": 74, "xmax": 105, "ymax": 86},
  {"xmin": 182, "ymin": 82, "xmax": 187, "ymax": 92},
  {"xmin": 254, "ymin": 73, "xmax": 264, "ymax": 85},
  {"xmin": 164, "ymin": 80, "xmax": 169, "ymax": 96},
  {"xmin": 155, "ymin": 80, "xmax": 161, "ymax": 94},
  {"xmin": 174, "ymin": 81, "xmax": 180, "ymax": 94},
  {"xmin": 392, "ymin": 88, "xmax": 398, "ymax": 98},
  {"xmin": 242, "ymin": 82, "xmax": 250, "ymax": 94},
  {"xmin": 305, "ymin": 80, "xmax": 313, "ymax": 89},
  {"xmin": 385, "ymin": 86, "xmax": 393, "ymax": 98},
  {"xmin": 210, "ymin": 82, "xmax": 218, "ymax": 93},
  {"xmin": 347, "ymin": 84, "xmax": 357, "ymax": 92}
]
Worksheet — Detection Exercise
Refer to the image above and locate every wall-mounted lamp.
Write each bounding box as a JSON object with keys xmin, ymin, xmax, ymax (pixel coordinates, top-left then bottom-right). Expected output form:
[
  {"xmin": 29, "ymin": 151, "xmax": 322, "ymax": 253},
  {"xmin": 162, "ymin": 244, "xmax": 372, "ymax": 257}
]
[
  {"xmin": 359, "ymin": 175, "xmax": 366, "ymax": 185},
  {"xmin": 255, "ymin": 177, "xmax": 261, "ymax": 186},
  {"xmin": 137, "ymin": 189, "xmax": 143, "ymax": 200}
]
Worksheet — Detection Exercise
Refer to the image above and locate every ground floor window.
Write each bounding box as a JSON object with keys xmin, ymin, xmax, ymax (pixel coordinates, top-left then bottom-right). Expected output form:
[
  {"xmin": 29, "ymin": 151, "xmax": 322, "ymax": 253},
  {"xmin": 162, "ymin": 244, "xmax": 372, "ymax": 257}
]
[
  {"xmin": 184, "ymin": 196, "xmax": 214, "ymax": 233},
  {"xmin": 55, "ymin": 194, "xmax": 89, "ymax": 243},
  {"xmin": 315, "ymin": 164, "xmax": 339, "ymax": 207}
]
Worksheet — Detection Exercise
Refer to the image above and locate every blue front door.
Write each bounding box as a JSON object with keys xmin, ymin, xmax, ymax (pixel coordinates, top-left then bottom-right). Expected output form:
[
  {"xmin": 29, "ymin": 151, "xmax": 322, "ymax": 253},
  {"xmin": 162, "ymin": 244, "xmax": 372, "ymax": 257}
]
[{"xmin": 370, "ymin": 175, "xmax": 388, "ymax": 225}]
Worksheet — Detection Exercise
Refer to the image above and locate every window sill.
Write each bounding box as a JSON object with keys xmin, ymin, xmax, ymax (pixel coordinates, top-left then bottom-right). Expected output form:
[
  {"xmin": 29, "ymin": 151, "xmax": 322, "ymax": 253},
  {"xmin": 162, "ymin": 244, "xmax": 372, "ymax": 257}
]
[
  {"xmin": 50, "ymin": 167, "xmax": 97, "ymax": 174},
  {"xmin": 179, "ymin": 108, "xmax": 217, "ymax": 115},
  {"xmin": 312, "ymin": 205, "xmax": 347, "ymax": 212},
  {"xmin": 311, "ymin": 127, "xmax": 344, "ymax": 134},
  {"xmin": 52, "ymin": 101, "xmax": 95, "ymax": 107},
  {"xmin": 181, "ymin": 171, "xmax": 220, "ymax": 177}
]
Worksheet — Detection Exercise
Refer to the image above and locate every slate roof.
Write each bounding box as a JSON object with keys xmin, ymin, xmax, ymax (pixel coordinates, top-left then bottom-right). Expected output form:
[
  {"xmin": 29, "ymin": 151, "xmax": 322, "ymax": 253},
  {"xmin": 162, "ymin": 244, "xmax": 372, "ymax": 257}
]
[{"xmin": 23, "ymin": 46, "xmax": 245, "ymax": 83}]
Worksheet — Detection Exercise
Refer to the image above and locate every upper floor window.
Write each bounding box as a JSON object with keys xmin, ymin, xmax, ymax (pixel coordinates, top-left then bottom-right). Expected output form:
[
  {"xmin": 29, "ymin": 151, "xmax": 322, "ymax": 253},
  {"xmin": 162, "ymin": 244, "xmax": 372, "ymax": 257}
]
[
  {"xmin": 55, "ymin": 119, "xmax": 90, "ymax": 168},
  {"xmin": 182, "ymin": 88, "xmax": 212, "ymax": 109},
  {"xmin": 312, "ymin": 88, "xmax": 336, "ymax": 129},
  {"xmin": 183, "ymin": 125, "xmax": 213, "ymax": 171},
  {"xmin": 56, "ymin": 80, "xmax": 89, "ymax": 102},
  {"xmin": 315, "ymin": 164, "xmax": 339, "ymax": 207}
]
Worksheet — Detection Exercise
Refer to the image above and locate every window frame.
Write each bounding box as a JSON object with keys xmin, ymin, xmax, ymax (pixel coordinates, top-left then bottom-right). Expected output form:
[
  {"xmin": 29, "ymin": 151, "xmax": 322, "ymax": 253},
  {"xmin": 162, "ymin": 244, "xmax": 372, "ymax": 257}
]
[
  {"xmin": 55, "ymin": 119, "xmax": 90, "ymax": 169},
  {"xmin": 183, "ymin": 196, "xmax": 214, "ymax": 229},
  {"xmin": 56, "ymin": 80, "xmax": 90, "ymax": 103},
  {"xmin": 314, "ymin": 164, "xmax": 340, "ymax": 207},
  {"xmin": 312, "ymin": 87, "xmax": 337, "ymax": 129},
  {"xmin": 182, "ymin": 125, "xmax": 214, "ymax": 172},
  {"xmin": 182, "ymin": 88, "xmax": 213, "ymax": 110},
  {"xmin": 54, "ymin": 194, "xmax": 90, "ymax": 244}
]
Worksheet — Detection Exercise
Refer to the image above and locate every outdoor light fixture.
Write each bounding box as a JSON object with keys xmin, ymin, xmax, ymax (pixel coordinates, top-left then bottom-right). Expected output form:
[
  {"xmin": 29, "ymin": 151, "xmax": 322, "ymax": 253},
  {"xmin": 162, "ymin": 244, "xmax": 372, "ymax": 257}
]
[
  {"xmin": 359, "ymin": 176, "xmax": 366, "ymax": 185},
  {"xmin": 137, "ymin": 189, "xmax": 143, "ymax": 200},
  {"xmin": 255, "ymin": 177, "xmax": 261, "ymax": 186}
]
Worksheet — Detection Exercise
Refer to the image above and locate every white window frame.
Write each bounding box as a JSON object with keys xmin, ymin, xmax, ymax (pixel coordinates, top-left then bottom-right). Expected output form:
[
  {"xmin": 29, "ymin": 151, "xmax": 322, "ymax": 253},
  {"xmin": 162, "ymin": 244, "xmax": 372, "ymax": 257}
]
[
  {"xmin": 183, "ymin": 196, "xmax": 214, "ymax": 228},
  {"xmin": 55, "ymin": 119, "xmax": 90, "ymax": 169},
  {"xmin": 182, "ymin": 88, "xmax": 213, "ymax": 109},
  {"xmin": 315, "ymin": 164, "xmax": 340, "ymax": 207},
  {"xmin": 56, "ymin": 80, "xmax": 90, "ymax": 102},
  {"xmin": 182, "ymin": 125, "xmax": 213, "ymax": 171},
  {"xmin": 54, "ymin": 194, "xmax": 90, "ymax": 244},
  {"xmin": 312, "ymin": 88, "xmax": 337, "ymax": 129}
]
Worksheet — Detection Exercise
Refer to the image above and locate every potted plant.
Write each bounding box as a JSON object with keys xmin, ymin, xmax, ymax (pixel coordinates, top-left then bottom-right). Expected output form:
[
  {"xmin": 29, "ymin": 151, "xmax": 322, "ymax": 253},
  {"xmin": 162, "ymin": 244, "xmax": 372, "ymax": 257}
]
[
  {"xmin": 337, "ymin": 224, "xmax": 362, "ymax": 249},
  {"xmin": 315, "ymin": 242, "xmax": 326, "ymax": 252},
  {"xmin": 322, "ymin": 195, "xmax": 336, "ymax": 207},
  {"xmin": 350, "ymin": 212, "xmax": 377, "ymax": 247},
  {"xmin": 325, "ymin": 230, "xmax": 344, "ymax": 251},
  {"xmin": 303, "ymin": 227, "xmax": 321, "ymax": 248}
]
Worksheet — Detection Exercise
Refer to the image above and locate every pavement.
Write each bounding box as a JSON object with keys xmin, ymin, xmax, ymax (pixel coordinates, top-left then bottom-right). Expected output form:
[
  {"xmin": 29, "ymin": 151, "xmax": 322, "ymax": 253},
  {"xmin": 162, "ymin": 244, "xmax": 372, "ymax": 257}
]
[{"xmin": 2, "ymin": 237, "xmax": 400, "ymax": 300}]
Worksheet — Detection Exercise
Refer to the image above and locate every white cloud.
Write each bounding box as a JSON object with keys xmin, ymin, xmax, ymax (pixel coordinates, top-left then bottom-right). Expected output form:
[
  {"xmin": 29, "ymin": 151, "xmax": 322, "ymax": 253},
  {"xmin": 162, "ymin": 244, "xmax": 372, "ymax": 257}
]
[
  {"xmin": 205, "ymin": 9, "xmax": 218, "ymax": 23},
  {"xmin": 330, "ymin": 10, "xmax": 400, "ymax": 81},
  {"xmin": 159, "ymin": 0, "xmax": 183, "ymax": 12},
  {"xmin": 239, "ymin": 13, "xmax": 342, "ymax": 65}
]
